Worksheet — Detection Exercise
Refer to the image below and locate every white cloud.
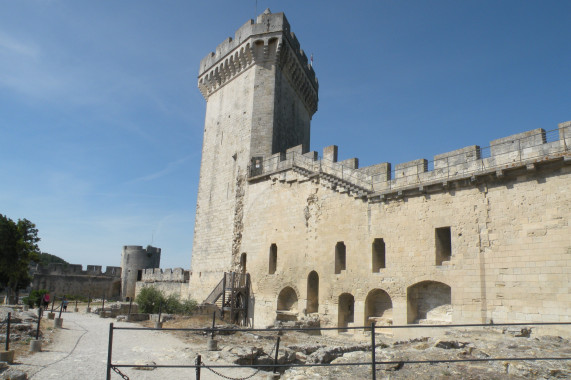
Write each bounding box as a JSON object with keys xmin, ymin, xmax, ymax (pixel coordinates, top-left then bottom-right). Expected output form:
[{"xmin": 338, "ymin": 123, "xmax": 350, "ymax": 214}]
[
  {"xmin": 130, "ymin": 154, "xmax": 196, "ymax": 183},
  {"xmin": 0, "ymin": 32, "xmax": 39, "ymax": 57}
]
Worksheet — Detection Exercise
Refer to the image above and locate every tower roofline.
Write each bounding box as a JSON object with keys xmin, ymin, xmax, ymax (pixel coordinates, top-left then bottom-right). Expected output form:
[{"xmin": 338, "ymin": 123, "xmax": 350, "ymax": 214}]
[{"xmin": 198, "ymin": 10, "xmax": 318, "ymax": 91}]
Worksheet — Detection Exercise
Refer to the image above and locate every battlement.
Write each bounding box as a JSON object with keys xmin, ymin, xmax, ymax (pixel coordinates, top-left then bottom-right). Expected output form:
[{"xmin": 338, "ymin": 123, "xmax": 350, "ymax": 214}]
[
  {"xmin": 248, "ymin": 121, "xmax": 571, "ymax": 200},
  {"xmin": 197, "ymin": 9, "xmax": 318, "ymax": 114},
  {"xmin": 32, "ymin": 263, "xmax": 122, "ymax": 277},
  {"xmin": 140, "ymin": 268, "xmax": 189, "ymax": 283}
]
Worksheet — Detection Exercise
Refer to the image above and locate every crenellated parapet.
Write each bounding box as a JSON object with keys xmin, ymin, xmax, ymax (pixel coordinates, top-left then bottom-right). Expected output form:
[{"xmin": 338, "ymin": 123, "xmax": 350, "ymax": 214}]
[
  {"xmin": 197, "ymin": 9, "xmax": 318, "ymax": 115},
  {"xmin": 248, "ymin": 122, "xmax": 571, "ymax": 201},
  {"xmin": 31, "ymin": 263, "xmax": 122, "ymax": 277},
  {"xmin": 140, "ymin": 268, "xmax": 190, "ymax": 283}
]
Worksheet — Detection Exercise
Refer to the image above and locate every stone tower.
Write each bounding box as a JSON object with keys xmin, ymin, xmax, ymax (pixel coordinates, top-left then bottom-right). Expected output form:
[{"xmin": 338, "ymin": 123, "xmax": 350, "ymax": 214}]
[
  {"xmin": 120, "ymin": 245, "xmax": 161, "ymax": 300},
  {"xmin": 189, "ymin": 9, "xmax": 318, "ymax": 301}
]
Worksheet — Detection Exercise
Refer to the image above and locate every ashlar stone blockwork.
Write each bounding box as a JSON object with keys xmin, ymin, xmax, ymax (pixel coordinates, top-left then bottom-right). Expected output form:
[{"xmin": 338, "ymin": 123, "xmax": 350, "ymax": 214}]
[{"xmin": 188, "ymin": 10, "xmax": 571, "ymax": 333}]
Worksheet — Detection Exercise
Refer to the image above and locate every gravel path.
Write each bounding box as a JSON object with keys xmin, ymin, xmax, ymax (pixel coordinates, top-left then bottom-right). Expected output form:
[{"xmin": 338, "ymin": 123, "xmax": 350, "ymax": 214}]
[{"xmin": 16, "ymin": 311, "xmax": 269, "ymax": 380}]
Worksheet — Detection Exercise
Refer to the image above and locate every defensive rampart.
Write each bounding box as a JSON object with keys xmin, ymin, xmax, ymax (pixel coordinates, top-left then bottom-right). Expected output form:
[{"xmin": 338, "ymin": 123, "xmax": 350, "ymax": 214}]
[
  {"xmin": 31, "ymin": 263, "xmax": 122, "ymax": 299},
  {"xmin": 135, "ymin": 268, "xmax": 190, "ymax": 299},
  {"xmin": 249, "ymin": 122, "xmax": 570, "ymax": 201}
]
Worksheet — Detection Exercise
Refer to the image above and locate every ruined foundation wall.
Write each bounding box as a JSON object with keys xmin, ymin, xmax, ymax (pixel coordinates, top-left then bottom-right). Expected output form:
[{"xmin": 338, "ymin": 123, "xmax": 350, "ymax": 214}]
[{"xmin": 240, "ymin": 164, "xmax": 571, "ymax": 328}]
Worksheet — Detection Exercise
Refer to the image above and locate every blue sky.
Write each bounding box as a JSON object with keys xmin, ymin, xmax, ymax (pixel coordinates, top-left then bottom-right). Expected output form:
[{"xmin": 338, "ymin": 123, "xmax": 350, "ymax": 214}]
[{"xmin": 1, "ymin": 1, "xmax": 569, "ymax": 269}]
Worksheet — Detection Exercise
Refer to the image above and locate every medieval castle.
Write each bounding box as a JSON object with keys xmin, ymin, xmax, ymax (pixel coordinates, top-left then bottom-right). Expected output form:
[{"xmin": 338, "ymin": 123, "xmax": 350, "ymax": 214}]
[
  {"xmin": 31, "ymin": 10, "xmax": 570, "ymax": 332},
  {"xmin": 185, "ymin": 9, "xmax": 570, "ymax": 329}
]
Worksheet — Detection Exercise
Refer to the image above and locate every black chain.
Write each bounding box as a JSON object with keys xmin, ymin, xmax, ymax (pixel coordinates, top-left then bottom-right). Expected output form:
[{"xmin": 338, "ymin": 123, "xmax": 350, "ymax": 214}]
[
  {"xmin": 111, "ymin": 366, "xmax": 130, "ymax": 380},
  {"xmin": 203, "ymin": 364, "xmax": 262, "ymax": 380},
  {"xmin": 202, "ymin": 337, "xmax": 278, "ymax": 380}
]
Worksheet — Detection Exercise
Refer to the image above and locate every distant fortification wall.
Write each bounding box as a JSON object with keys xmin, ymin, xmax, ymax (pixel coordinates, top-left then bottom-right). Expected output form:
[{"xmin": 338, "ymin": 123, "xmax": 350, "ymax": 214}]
[
  {"xmin": 31, "ymin": 263, "xmax": 122, "ymax": 299},
  {"xmin": 134, "ymin": 268, "xmax": 190, "ymax": 299}
]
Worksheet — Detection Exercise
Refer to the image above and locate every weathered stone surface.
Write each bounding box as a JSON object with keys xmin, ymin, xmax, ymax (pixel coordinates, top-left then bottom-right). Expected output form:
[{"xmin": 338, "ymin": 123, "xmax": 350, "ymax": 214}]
[
  {"xmin": 0, "ymin": 369, "xmax": 27, "ymax": 380},
  {"xmin": 184, "ymin": 9, "xmax": 571, "ymax": 335}
]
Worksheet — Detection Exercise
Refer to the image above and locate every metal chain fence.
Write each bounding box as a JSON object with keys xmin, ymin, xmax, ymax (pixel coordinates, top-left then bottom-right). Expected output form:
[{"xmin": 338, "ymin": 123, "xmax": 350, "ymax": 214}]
[{"xmin": 107, "ymin": 321, "xmax": 571, "ymax": 380}]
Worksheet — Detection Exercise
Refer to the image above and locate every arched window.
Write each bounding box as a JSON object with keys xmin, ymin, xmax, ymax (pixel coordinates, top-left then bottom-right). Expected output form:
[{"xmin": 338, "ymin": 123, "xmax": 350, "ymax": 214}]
[
  {"xmin": 338, "ymin": 293, "xmax": 354, "ymax": 332},
  {"xmin": 364, "ymin": 289, "xmax": 392, "ymax": 327},
  {"xmin": 277, "ymin": 287, "xmax": 298, "ymax": 312},
  {"xmin": 240, "ymin": 253, "xmax": 247, "ymax": 274},
  {"xmin": 269, "ymin": 244, "xmax": 277, "ymax": 274},
  {"xmin": 306, "ymin": 271, "xmax": 319, "ymax": 313},
  {"xmin": 407, "ymin": 281, "xmax": 452, "ymax": 324},
  {"xmin": 372, "ymin": 238, "xmax": 385, "ymax": 272},
  {"xmin": 335, "ymin": 242, "xmax": 346, "ymax": 274}
]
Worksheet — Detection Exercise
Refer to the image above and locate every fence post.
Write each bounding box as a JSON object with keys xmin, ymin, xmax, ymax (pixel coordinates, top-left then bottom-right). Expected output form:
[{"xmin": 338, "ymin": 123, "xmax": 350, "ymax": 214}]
[
  {"xmin": 211, "ymin": 311, "xmax": 216, "ymax": 339},
  {"xmin": 128, "ymin": 298, "xmax": 133, "ymax": 315},
  {"xmin": 5, "ymin": 312, "xmax": 10, "ymax": 351},
  {"xmin": 273, "ymin": 336, "xmax": 281, "ymax": 374},
  {"xmin": 35, "ymin": 309, "xmax": 41, "ymax": 340},
  {"xmin": 106, "ymin": 323, "xmax": 114, "ymax": 380},
  {"xmin": 58, "ymin": 298, "xmax": 64, "ymax": 318},
  {"xmin": 222, "ymin": 273, "xmax": 227, "ymax": 319},
  {"xmin": 371, "ymin": 322, "xmax": 376, "ymax": 380},
  {"xmin": 51, "ymin": 294, "xmax": 56, "ymax": 313},
  {"xmin": 158, "ymin": 301, "xmax": 162, "ymax": 323},
  {"xmin": 195, "ymin": 354, "xmax": 201, "ymax": 380},
  {"xmin": 102, "ymin": 293, "xmax": 106, "ymax": 316}
]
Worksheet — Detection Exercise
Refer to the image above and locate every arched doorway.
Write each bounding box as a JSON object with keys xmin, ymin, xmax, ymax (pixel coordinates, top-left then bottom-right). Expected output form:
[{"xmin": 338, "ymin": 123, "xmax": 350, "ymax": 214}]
[
  {"xmin": 407, "ymin": 281, "xmax": 452, "ymax": 324},
  {"xmin": 364, "ymin": 289, "xmax": 393, "ymax": 327},
  {"xmin": 306, "ymin": 271, "xmax": 319, "ymax": 313},
  {"xmin": 338, "ymin": 293, "xmax": 354, "ymax": 332}
]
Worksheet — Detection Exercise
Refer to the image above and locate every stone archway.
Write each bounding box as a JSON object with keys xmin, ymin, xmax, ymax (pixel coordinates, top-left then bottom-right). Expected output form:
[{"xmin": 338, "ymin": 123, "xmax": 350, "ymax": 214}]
[
  {"xmin": 338, "ymin": 293, "xmax": 354, "ymax": 332},
  {"xmin": 277, "ymin": 286, "xmax": 298, "ymax": 322},
  {"xmin": 306, "ymin": 271, "xmax": 319, "ymax": 313},
  {"xmin": 364, "ymin": 289, "xmax": 393, "ymax": 327},
  {"xmin": 407, "ymin": 281, "xmax": 452, "ymax": 324}
]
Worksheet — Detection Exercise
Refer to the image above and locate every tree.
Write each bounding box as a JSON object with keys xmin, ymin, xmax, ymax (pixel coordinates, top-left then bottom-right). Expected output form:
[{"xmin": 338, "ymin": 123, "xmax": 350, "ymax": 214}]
[
  {"xmin": 38, "ymin": 252, "xmax": 68, "ymax": 266},
  {"xmin": 0, "ymin": 215, "xmax": 41, "ymax": 300}
]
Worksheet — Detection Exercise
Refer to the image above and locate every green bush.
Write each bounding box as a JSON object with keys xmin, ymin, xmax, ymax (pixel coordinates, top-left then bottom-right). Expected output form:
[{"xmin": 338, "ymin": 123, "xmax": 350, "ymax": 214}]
[
  {"xmin": 135, "ymin": 287, "xmax": 197, "ymax": 315},
  {"xmin": 135, "ymin": 287, "xmax": 163, "ymax": 313},
  {"xmin": 25, "ymin": 289, "xmax": 48, "ymax": 307}
]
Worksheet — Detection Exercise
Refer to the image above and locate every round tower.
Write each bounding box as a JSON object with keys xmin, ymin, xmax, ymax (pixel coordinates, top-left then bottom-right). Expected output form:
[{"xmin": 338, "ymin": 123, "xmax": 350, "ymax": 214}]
[{"xmin": 120, "ymin": 245, "xmax": 161, "ymax": 301}]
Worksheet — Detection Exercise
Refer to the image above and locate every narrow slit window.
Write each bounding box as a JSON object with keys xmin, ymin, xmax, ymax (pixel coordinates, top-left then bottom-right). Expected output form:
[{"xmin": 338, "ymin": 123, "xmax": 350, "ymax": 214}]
[
  {"xmin": 435, "ymin": 227, "xmax": 452, "ymax": 265},
  {"xmin": 372, "ymin": 238, "xmax": 385, "ymax": 272},
  {"xmin": 269, "ymin": 244, "xmax": 277, "ymax": 274},
  {"xmin": 335, "ymin": 242, "xmax": 346, "ymax": 274}
]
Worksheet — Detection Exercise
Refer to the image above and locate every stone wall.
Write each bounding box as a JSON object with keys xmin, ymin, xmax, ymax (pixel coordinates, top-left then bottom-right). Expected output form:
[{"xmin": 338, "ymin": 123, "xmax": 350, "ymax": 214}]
[
  {"xmin": 189, "ymin": 10, "xmax": 571, "ymax": 333},
  {"xmin": 239, "ymin": 159, "xmax": 570, "ymax": 328},
  {"xmin": 190, "ymin": 10, "xmax": 317, "ymax": 301},
  {"xmin": 121, "ymin": 245, "xmax": 161, "ymax": 300},
  {"xmin": 134, "ymin": 268, "xmax": 190, "ymax": 299},
  {"xmin": 31, "ymin": 264, "xmax": 122, "ymax": 299}
]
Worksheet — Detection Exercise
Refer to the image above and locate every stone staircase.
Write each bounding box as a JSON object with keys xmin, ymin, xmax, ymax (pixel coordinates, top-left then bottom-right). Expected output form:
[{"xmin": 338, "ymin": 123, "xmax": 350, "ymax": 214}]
[
  {"xmin": 292, "ymin": 165, "xmax": 373, "ymax": 199},
  {"xmin": 204, "ymin": 272, "xmax": 250, "ymax": 325}
]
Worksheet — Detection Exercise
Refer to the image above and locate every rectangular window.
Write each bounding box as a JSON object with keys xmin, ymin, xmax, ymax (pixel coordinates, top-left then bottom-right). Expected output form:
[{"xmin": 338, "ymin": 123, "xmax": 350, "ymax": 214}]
[
  {"xmin": 335, "ymin": 242, "xmax": 346, "ymax": 274},
  {"xmin": 435, "ymin": 227, "xmax": 452, "ymax": 265},
  {"xmin": 269, "ymin": 244, "xmax": 277, "ymax": 274},
  {"xmin": 372, "ymin": 238, "xmax": 385, "ymax": 272}
]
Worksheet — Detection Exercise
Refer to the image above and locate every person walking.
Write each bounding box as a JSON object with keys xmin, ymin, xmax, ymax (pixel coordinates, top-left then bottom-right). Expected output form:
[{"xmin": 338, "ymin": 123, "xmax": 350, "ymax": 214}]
[{"xmin": 42, "ymin": 293, "xmax": 51, "ymax": 310}]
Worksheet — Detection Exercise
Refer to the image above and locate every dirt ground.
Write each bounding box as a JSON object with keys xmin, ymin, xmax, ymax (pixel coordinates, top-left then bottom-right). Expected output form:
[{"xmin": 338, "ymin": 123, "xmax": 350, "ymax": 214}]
[{"xmin": 3, "ymin": 305, "xmax": 571, "ymax": 379}]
